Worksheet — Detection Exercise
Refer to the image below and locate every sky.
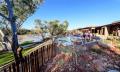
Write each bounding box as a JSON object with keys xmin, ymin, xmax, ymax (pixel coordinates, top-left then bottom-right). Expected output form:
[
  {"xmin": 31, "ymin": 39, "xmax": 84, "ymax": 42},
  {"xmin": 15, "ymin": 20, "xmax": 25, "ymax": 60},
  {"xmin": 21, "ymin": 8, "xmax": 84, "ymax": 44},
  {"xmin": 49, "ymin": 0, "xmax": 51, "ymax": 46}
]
[{"xmin": 22, "ymin": 0, "xmax": 120, "ymax": 30}]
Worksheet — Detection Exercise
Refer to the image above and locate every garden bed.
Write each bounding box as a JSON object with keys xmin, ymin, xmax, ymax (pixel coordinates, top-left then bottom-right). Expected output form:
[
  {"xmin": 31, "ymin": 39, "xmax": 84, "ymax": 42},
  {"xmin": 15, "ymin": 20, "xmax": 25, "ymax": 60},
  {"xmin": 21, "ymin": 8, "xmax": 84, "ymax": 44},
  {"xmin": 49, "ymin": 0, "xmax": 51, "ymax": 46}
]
[{"xmin": 43, "ymin": 40, "xmax": 120, "ymax": 72}]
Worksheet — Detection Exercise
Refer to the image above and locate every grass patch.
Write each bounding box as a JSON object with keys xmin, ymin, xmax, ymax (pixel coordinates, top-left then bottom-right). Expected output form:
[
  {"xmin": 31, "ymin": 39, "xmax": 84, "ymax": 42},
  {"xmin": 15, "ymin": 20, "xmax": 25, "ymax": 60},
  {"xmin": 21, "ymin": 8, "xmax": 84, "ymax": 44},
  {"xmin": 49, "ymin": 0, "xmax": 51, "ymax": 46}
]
[
  {"xmin": 22, "ymin": 48, "xmax": 33, "ymax": 56},
  {"xmin": 0, "ymin": 48, "xmax": 32, "ymax": 66},
  {"xmin": 0, "ymin": 51, "xmax": 14, "ymax": 66},
  {"xmin": 101, "ymin": 39, "xmax": 120, "ymax": 51},
  {"xmin": 101, "ymin": 39, "xmax": 111, "ymax": 44},
  {"xmin": 20, "ymin": 41, "xmax": 33, "ymax": 46}
]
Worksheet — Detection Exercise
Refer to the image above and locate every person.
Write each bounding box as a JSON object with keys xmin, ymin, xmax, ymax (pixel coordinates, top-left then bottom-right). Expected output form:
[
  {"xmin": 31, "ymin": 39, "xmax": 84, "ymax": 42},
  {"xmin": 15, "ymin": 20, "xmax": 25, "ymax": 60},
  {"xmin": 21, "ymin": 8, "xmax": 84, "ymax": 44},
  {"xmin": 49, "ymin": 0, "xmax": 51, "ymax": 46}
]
[
  {"xmin": 83, "ymin": 32, "xmax": 86, "ymax": 39},
  {"xmin": 85, "ymin": 31, "xmax": 89, "ymax": 42},
  {"xmin": 82, "ymin": 32, "xmax": 86, "ymax": 44}
]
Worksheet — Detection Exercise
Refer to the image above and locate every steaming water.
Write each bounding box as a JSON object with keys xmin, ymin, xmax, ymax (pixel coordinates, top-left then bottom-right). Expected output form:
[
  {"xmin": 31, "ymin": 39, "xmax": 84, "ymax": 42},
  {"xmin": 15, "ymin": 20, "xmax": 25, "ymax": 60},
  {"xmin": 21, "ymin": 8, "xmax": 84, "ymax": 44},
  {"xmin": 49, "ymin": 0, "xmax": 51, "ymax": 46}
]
[{"xmin": 18, "ymin": 35, "xmax": 43, "ymax": 44}]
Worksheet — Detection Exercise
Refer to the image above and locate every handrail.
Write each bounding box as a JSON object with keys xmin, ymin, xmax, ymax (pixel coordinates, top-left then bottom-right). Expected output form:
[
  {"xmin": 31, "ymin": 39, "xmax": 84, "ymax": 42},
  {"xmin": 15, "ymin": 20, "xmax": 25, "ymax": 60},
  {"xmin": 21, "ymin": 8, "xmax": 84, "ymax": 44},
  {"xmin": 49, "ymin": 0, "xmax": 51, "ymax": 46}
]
[
  {"xmin": 0, "ymin": 40, "xmax": 54, "ymax": 71},
  {"xmin": 23, "ymin": 40, "xmax": 52, "ymax": 55}
]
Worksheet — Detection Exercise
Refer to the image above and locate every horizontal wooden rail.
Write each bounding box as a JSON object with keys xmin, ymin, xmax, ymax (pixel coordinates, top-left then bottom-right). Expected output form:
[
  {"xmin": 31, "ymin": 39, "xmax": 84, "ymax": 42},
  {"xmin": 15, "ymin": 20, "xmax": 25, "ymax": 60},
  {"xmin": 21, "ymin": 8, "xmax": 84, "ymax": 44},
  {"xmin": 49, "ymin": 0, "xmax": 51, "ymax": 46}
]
[{"xmin": 0, "ymin": 40, "xmax": 56, "ymax": 72}]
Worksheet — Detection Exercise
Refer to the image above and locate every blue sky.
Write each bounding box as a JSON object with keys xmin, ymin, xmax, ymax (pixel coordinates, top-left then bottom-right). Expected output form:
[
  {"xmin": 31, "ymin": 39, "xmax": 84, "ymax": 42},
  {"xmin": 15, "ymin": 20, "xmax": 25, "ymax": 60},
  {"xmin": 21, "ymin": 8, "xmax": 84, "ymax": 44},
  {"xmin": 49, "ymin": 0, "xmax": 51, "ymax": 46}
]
[{"xmin": 22, "ymin": 0, "xmax": 120, "ymax": 30}]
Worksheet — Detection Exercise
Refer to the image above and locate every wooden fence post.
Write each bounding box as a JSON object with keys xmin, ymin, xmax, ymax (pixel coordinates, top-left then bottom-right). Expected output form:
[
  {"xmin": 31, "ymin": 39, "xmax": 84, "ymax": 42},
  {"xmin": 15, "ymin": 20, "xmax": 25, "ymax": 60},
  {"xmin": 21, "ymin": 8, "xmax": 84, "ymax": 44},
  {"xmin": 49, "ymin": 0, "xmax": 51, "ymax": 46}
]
[{"xmin": 0, "ymin": 40, "xmax": 55, "ymax": 72}]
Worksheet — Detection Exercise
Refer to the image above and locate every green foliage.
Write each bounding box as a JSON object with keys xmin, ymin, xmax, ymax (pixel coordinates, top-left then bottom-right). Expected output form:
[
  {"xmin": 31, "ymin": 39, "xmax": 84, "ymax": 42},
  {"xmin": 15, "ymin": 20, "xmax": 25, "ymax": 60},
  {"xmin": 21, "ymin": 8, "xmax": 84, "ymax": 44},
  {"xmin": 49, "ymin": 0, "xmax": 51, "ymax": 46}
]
[
  {"xmin": 90, "ymin": 48, "xmax": 103, "ymax": 54},
  {"xmin": 1, "ymin": 28, "xmax": 34, "ymax": 35},
  {"xmin": 0, "ymin": 47, "xmax": 32, "ymax": 66},
  {"xmin": 0, "ymin": 51, "xmax": 14, "ymax": 66},
  {"xmin": 48, "ymin": 20, "xmax": 68, "ymax": 36},
  {"xmin": 20, "ymin": 41, "xmax": 33, "ymax": 46},
  {"xmin": 34, "ymin": 19, "xmax": 69, "ymax": 40},
  {"xmin": 17, "ymin": 28, "xmax": 31, "ymax": 35},
  {"xmin": 0, "ymin": 0, "xmax": 43, "ymax": 31},
  {"xmin": 0, "ymin": 0, "xmax": 43, "ymax": 49}
]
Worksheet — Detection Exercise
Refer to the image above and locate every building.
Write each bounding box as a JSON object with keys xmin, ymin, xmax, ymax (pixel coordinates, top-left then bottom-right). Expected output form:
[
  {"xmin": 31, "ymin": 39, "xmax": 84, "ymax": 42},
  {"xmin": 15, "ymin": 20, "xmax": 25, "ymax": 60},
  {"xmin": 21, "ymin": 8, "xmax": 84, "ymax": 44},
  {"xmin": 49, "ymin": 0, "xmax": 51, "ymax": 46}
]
[{"xmin": 77, "ymin": 22, "xmax": 120, "ymax": 36}]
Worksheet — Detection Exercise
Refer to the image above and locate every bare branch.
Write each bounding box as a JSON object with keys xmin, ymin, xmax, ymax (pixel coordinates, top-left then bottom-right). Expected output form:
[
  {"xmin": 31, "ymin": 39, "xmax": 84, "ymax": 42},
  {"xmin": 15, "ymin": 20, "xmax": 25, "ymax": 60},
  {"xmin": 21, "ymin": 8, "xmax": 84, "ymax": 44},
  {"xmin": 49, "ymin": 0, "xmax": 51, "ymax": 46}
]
[{"xmin": 0, "ymin": 12, "xmax": 9, "ymax": 21}]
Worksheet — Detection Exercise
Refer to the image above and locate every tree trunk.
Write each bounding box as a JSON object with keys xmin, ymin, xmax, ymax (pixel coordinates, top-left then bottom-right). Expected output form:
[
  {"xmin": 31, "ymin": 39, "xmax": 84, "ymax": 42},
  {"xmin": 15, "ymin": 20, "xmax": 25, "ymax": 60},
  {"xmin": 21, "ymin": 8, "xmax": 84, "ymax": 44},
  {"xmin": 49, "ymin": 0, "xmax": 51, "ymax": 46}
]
[{"xmin": 5, "ymin": 0, "xmax": 20, "ymax": 61}]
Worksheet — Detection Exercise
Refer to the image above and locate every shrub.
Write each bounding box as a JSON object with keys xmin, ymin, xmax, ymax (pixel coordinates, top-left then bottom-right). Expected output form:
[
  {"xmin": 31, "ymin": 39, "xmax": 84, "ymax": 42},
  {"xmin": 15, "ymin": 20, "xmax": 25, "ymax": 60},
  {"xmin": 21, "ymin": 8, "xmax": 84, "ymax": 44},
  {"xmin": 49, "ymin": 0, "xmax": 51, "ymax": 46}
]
[{"xmin": 90, "ymin": 48, "xmax": 103, "ymax": 54}]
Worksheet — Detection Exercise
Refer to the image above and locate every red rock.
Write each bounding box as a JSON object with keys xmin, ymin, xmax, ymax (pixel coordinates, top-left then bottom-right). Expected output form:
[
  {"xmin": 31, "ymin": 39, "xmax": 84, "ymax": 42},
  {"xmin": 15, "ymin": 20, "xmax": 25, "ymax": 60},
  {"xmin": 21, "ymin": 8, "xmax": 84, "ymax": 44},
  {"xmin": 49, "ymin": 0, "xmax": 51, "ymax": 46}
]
[
  {"xmin": 92, "ymin": 60, "xmax": 105, "ymax": 71},
  {"xmin": 64, "ymin": 55, "xmax": 71, "ymax": 62},
  {"xmin": 110, "ymin": 47, "xmax": 120, "ymax": 55}
]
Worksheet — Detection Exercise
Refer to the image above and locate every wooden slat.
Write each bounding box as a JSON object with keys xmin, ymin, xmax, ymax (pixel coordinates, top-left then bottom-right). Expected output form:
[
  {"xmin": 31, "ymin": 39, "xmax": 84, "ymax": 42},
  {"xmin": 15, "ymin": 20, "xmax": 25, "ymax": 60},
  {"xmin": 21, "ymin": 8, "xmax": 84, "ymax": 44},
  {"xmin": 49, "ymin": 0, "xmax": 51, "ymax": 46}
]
[
  {"xmin": 38, "ymin": 48, "xmax": 42, "ymax": 67},
  {"xmin": 3, "ymin": 69, "xmax": 7, "ymax": 72},
  {"xmin": 0, "ymin": 40, "xmax": 55, "ymax": 72},
  {"xmin": 9, "ymin": 66, "xmax": 12, "ymax": 72},
  {"xmin": 30, "ymin": 52, "xmax": 34, "ymax": 72},
  {"xmin": 12, "ymin": 63, "xmax": 16, "ymax": 72}
]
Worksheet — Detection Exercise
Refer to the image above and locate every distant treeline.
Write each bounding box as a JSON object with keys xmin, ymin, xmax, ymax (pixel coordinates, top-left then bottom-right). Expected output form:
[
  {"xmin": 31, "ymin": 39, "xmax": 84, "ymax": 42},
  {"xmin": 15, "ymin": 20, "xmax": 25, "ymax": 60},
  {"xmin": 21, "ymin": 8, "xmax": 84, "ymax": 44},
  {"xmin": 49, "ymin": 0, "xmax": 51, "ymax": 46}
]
[
  {"xmin": 18, "ymin": 29, "xmax": 32, "ymax": 35},
  {"xmin": 1, "ymin": 28, "xmax": 36, "ymax": 35}
]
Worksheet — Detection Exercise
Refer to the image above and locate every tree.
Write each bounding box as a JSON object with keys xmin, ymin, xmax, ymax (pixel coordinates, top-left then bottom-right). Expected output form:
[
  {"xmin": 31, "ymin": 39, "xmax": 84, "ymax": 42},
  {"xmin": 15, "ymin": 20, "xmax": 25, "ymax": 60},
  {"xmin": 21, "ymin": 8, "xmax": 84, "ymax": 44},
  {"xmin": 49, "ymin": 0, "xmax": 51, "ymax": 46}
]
[
  {"xmin": 35, "ymin": 19, "xmax": 49, "ymax": 41},
  {"xmin": 48, "ymin": 20, "xmax": 68, "ymax": 37},
  {"xmin": 34, "ymin": 19, "xmax": 69, "ymax": 41},
  {"xmin": 17, "ymin": 28, "xmax": 31, "ymax": 35},
  {"xmin": 0, "ymin": 0, "xmax": 43, "ymax": 29},
  {"xmin": 0, "ymin": 0, "xmax": 43, "ymax": 61}
]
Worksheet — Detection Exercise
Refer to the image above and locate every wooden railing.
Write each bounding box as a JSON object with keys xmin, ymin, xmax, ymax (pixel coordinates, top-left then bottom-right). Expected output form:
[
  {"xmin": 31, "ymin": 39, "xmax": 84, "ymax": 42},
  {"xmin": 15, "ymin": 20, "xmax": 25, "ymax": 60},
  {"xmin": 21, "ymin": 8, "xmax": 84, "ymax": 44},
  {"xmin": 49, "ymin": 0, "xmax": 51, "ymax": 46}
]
[{"xmin": 0, "ymin": 40, "xmax": 56, "ymax": 72}]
